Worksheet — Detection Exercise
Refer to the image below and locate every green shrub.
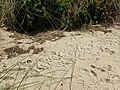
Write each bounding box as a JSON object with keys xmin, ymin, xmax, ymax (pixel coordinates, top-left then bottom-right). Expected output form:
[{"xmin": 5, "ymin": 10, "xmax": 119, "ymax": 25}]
[{"xmin": 0, "ymin": 0, "xmax": 120, "ymax": 33}]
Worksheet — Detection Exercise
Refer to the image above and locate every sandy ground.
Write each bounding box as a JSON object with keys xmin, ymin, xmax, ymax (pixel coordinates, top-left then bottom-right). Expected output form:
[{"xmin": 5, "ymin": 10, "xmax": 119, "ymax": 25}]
[{"xmin": 0, "ymin": 25, "xmax": 120, "ymax": 90}]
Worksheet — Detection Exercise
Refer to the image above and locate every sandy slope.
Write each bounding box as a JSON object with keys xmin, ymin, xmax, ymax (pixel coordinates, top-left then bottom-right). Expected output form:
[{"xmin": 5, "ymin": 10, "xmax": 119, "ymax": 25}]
[{"xmin": 0, "ymin": 25, "xmax": 120, "ymax": 90}]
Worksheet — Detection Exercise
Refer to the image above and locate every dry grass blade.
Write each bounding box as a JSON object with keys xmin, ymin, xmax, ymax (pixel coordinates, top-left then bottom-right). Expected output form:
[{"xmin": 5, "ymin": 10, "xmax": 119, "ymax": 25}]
[
  {"xmin": 54, "ymin": 64, "xmax": 73, "ymax": 90},
  {"xmin": 16, "ymin": 60, "xmax": 38, "ymax": 90},
  {"xmin": 69, "ymin": 59, "xmax": 76, "ymax": 90}
]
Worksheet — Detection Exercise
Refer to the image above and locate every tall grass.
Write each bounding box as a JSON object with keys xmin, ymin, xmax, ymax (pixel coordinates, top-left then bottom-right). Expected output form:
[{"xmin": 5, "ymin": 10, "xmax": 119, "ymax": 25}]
[
  {"xmin": 0, "ymin": 0, "xmax": 120, "ymax": 33},
  {"xmin": 0, "ymin": 0, "xmax": 15, "ymax": 27}
]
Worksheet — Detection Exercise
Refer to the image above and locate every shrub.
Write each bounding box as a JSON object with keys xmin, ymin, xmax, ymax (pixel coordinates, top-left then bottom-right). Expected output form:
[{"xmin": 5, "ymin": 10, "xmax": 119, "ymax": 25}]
[{"xmin": 0, "ymin": 0, "xmax": 120, "ymax": 33}]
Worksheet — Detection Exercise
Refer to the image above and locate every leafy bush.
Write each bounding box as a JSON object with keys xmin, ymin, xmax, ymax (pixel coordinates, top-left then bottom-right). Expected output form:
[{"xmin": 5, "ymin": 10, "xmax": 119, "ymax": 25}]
[{"xmin": 0, "ymin": 0, "xmax": 120, "ymax": 33}]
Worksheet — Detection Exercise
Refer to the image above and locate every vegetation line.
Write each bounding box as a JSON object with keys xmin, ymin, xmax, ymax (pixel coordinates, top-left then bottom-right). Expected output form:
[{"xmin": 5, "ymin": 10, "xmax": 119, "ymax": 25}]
[{"xmin": 0, "ymin": 0, "xmax": 119, "ymax": 34}]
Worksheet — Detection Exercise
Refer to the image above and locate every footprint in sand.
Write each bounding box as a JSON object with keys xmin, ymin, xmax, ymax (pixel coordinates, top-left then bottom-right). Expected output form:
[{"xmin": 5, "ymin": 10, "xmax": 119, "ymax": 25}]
[
  {"xmin": 100, "ymin": 47, "xmax": 115, "ymax": 55},
  {"xmin": 104, "ymin": 48, "xmax": 115, "ymax": 55}
]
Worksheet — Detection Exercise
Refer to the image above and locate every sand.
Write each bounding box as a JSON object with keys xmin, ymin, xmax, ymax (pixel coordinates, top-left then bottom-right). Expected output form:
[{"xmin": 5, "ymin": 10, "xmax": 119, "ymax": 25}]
[{"xmin": 0, "ymin": 25, "xmax": 120, "ymax": 90}]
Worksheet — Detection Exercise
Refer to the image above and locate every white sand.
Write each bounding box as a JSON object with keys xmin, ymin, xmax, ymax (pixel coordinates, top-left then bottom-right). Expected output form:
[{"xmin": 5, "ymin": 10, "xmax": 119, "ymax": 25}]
[{"xmin": 0, "ymin": 25, "xmax": 120, "ymax": 90}]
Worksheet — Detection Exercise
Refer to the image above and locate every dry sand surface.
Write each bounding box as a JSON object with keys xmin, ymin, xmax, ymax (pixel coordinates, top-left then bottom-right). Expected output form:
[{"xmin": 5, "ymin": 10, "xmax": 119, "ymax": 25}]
[{"xmin": 0, "ymin": 25, "xmax": 120, "ymax": 90}]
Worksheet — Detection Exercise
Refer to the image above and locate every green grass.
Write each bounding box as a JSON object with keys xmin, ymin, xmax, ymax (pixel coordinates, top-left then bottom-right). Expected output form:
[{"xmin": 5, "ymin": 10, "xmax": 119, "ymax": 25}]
[{"xmin": 0, "ymin": 0, "xmax": 120, "ymax": 34}]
